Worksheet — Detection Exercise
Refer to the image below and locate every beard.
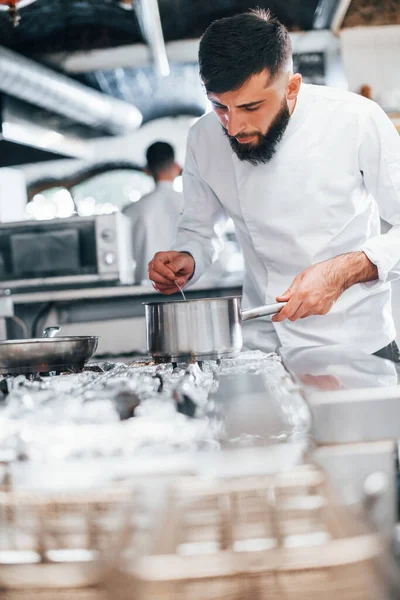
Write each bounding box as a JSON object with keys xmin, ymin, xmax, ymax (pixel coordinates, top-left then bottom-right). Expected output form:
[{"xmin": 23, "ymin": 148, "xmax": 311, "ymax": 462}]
[{"xmin": 223, "ymin": 99, "xmax": 290, "ymax": 166}]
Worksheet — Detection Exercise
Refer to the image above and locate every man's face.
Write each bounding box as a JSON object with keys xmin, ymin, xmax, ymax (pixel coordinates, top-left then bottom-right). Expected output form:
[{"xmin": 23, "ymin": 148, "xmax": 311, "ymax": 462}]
[{"xmin": 208, "ymin": 70, "xmax": 299, "ymax": 165}]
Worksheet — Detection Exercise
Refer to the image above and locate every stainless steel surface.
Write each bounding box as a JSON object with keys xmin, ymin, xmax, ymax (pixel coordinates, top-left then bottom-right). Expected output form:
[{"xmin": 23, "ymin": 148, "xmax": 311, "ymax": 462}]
[
  {"xmin": 280, "ymin": 345, "xmax": 400, "ymax": 444},
  {"xmin": 43, "ymin": 326, "xmax": 60, "ymax": 338},
  {"xmin": 9, "ymin": 276, "xmax": 243, "ymax": 305},
  {"xmin": 0, "ymin": 292, "xmax": 14, "ymax": 318},
  {"xmin": 313, "ymin": 442, "xmax": 397, "ymax": 539},
  {"xmin": 0, "ymin": 335, "xmax": 98, "ymax": 374},
  {"xmin": 0, "ymin": 45, "xmax": 142, "ymax": 134},
  {"xmin": 145, "ymin": 297, "xmax": 286, "ymax": 362},
  {"xmin": 241, "ymin": 302, "xmax": 287, "ymax": 320},
  {"xmin": 0, "ymin": 290, "xmax": 13, "ymax": 341},
  {"xmin": 0, "ymin": 351, "xmax": 308, "ymax": 462},
  {"xmin": 2, "ymin": 347, "xmax": 397, "ymax": 597},
  {"xmin": 0, "ymin": 319, "xmax": 6, "ymax": 341},
  {"xmin": 174, "ymin": 280, "xmax": 187, "ymax": 301}
]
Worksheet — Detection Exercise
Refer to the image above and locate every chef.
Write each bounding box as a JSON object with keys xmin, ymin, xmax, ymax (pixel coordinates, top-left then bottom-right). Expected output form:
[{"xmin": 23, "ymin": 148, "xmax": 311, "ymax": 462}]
[
  {"xmin": 123, "ymin": 141, "xmax": 183, "ymax": 284},
  {"xmin": 148, "ymin": 9, "xmax": 400, "ymax": 361}
]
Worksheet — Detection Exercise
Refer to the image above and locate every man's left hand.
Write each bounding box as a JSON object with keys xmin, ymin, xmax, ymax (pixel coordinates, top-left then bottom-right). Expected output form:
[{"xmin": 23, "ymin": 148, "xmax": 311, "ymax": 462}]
[{"xmin": 272, "ymin": 251, "xmax": 378, "ymax": 323}]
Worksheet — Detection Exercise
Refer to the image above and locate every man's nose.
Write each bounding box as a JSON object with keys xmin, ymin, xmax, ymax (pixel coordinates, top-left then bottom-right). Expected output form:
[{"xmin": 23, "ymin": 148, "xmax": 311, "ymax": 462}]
[{"xmin": 226, "ymin": 112, "xmax": 244, "ymax": 137}]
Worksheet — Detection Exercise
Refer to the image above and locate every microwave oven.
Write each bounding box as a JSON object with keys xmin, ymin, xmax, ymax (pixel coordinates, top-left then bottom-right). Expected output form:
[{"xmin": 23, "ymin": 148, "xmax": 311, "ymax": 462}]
[{"xmin": 0, "ymin": 213, "xmax": 134, "ymax": 289}]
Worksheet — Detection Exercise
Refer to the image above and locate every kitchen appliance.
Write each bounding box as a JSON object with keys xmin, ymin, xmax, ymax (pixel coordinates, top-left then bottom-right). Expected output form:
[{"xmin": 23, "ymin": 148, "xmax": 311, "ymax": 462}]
[
  {"xmin": 144, "ymin": 297, "xmax": 286, "ymax": 362},
  {"xmin": 0, "ymin": 212, "xmax": 133, "ymax": 289}
]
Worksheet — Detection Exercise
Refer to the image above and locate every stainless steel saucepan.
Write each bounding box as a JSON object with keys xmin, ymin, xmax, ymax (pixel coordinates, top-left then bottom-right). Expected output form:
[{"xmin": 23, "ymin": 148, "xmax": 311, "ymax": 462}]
[
  {"xmin": 0, "ymin": 327, "xmax": 98, "ymax": 374},
  {"xmin": 144, "ymin": 297, "xmax": 287, "ymax": 363}
]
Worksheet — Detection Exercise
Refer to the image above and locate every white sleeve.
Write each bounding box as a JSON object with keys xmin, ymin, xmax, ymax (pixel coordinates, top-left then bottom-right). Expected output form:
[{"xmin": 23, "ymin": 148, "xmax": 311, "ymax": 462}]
[
  {"xmin": 359, "ymin": 102, "xmax": 400, "ymax": 282},
  {"xmin": 172, "ymin": 127, "xmax": 229, "ymax": 284}
]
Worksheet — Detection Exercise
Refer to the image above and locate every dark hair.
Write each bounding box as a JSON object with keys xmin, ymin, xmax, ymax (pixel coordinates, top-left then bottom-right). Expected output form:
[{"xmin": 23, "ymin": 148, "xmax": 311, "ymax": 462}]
[
  {"xmin": 199, "ymin": 9, "xmax": 292, "ymax": 94},
  {"xmin": 146, "ymin": 141, "xmax": 175, "ymax": 176}
]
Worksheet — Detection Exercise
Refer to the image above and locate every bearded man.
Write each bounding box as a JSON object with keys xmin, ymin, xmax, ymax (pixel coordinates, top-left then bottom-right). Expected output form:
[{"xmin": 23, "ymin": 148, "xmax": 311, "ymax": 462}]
[{"xmin": 148, "ymin": 9, "xmax": 400, "ymax": 361}]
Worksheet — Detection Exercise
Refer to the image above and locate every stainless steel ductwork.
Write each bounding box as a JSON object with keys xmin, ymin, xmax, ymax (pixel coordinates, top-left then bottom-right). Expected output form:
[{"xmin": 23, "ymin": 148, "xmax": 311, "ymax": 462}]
[
  {"xmin": 0, "ymin": 46, "xmax": 142, "ymax": 135},
  {"xmin": 135, "ymin": 0, "xmax": 170, "ymax": 77}
]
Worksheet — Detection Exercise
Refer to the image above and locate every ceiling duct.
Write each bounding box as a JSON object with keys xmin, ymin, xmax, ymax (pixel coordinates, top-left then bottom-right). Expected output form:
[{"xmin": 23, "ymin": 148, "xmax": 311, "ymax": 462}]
[
  {"xmin": 0, "ymin": 45, "xmax": 143, "ymax": 135},
  {"xmin": 0, "ymin": 96, "xmax": 92, "ymax": 166},
  {"xmin": 135, "ymin": 0, "xmax": 170, "ymax": 77}
]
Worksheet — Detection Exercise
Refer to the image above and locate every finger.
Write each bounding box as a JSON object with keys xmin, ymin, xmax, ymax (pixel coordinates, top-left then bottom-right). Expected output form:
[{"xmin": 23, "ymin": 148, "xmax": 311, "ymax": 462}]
[
  {"xmin": 276, "ymin": 286, "xmax": 295, "ymax": 302},
  {"xmin": 168, "ymin": 255, "xmax": 194, "ymax": 277},
  {"xmin": 173, "ymin": 254, "xmax": 194, "ymax": 273},
  {"xmin": 151, "ymin": 272, "xmax": 188, "ymax": 288},
  {"xmin": 149, "ymin": 270, "xmax": 176, "ymax": 286},
  {"xmin": 276, "ymin": 292, "xmax": 290, "ymax": 301},
  {"xmin": 152, "ymin": 282, "xmax": 178, "ymax": 295},
  {"xmin": 276, "ymin": 274, "xmax": 302, "ymax": 302},
  {"xmin": 287, "ymin": 303, "xmax": 309, "ymax": 321},
  {"xmin": 153, "ymin": 255, "xmax": 178, "ymax": 281},
  {"xmin": 272, "ymin": 299, "xmax": 302, "ymax": 322}
]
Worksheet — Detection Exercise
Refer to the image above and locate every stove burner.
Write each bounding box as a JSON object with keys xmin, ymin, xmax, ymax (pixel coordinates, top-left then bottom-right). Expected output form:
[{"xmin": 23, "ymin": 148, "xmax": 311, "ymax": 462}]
[{"xmin": 170, "ymin": 359, "xmax": 221, "ymax": 371}]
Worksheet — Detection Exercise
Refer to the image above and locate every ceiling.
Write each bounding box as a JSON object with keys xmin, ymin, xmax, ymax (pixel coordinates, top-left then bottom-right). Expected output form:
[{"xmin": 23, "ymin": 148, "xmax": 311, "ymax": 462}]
[
  {"xmin": 0, "ymin": 0, "xmax": 339, "ymax": 165},
  {"xmin": 0, "ymin": 0, "xmax": 330, "ymax": 56}
]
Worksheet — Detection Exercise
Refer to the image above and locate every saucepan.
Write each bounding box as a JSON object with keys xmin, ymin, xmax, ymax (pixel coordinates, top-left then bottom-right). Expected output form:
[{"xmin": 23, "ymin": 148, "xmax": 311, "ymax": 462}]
[
  {"xmin": 0, "ymin": 327, "xmax": 98, "ymax": 374},
  {"xmin": 144, "ymin": 297, "xmax": 287, "ymax": 363}
]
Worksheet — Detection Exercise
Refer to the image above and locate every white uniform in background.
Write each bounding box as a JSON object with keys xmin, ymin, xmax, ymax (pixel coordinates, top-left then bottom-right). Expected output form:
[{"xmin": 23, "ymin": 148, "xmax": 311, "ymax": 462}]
[
  {"xmin": 173, "ymin": 83, "xmax": 400, "ymax": 353},
  {"xmin": 124, "ymin": 181, "xmax": 183, "ymax": 284}
]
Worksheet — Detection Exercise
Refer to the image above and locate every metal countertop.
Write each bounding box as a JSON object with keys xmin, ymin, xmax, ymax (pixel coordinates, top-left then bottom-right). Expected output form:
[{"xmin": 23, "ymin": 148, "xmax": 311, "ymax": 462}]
[{"xmin": 9, "ymin": 277, "xmax": 243, "ymax": 305}]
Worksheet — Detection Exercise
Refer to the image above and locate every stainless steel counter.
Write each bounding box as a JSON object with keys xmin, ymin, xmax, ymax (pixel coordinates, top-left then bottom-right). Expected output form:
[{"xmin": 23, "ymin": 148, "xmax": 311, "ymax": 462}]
[
  {"xmin": 9, "ymin": 275, "xmax": 243, "ymax": 305},
  {"xmin": 1, "ymin": 345, "xmax": 400, "ymax": 585},
  {"xmin": 0, "ymin": 350, "xmax": 310, "ymax": 477},
  {"xmin": 280, "ymin": 345, "xmax": 400, "ymax": 538}
]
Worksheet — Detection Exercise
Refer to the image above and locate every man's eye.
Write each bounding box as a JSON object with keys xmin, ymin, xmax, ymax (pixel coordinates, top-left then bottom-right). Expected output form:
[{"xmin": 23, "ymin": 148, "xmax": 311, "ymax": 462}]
[
  {"xmin": 244, "ymin": 106, "xmax": 259, "ymax": 112},
  {"xmin": 213, "ymin": 103, "xmax": 226, "ymax": 110}
]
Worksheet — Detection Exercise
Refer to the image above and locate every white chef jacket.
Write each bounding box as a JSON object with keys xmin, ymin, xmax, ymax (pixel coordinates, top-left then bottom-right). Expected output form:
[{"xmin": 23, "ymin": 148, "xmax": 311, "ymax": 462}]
[
  {"xmin": 173, "ymin": 83, "xmax": 400, "ymax": 353},
  {"xmin": 123, "ymin": 181, "xmax": 183, "ymax": 284}
]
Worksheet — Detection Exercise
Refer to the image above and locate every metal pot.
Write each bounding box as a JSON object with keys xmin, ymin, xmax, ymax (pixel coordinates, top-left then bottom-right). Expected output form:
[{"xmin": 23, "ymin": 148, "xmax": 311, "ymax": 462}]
[
  {"xmin": 0, "ymin": 328, "xmax": 98, "ymax": 374},
  {"xmin": 144, "ymin": 296, "xmax": 286, "ymax": 363}
]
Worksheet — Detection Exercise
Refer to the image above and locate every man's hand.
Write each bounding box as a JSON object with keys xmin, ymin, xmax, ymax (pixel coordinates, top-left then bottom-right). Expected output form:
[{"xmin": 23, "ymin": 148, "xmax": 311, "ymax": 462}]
[
  {"xmin": 272, "ymin": 251, "xmax": 378, "ymax": 323},
  {"xmin": 148, "ymin": 251, "xmax": 195, "ymax": 295}
]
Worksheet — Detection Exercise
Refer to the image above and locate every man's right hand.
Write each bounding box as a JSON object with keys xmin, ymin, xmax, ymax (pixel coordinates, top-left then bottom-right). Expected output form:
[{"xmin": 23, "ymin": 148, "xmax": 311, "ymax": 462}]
[{"xmin": 148, "ymin": 251, "xmax": 195, "ymax": 294}]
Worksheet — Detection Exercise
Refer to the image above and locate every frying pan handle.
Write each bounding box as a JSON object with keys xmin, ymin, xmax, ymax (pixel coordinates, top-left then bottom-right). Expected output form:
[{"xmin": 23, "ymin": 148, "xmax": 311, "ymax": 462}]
[{"xmin": 241, "ymin": 302, "xmax": 287, "ymax": 322}]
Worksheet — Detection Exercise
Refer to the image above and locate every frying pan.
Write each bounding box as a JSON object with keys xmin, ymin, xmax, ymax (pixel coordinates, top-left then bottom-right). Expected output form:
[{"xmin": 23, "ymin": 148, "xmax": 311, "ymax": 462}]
[{"xmin": 0, "ymin": 327, "xmax": 98, "ymax": 374}]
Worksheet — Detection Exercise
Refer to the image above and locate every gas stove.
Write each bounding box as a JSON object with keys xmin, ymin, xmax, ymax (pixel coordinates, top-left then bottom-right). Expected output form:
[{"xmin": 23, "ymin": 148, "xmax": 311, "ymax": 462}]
[{"xmin": 0, "ymin": 351, "xmax": 311, "ymax": 464}]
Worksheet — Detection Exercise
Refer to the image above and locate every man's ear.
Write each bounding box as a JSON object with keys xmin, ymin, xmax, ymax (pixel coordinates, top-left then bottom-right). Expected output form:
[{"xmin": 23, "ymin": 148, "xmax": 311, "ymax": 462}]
[
  {"xmin": 174, "ymin": 163, "xmax": 182, "ymax": 177},
  {"xmin": 287, "ymin": 73, "xmax": 302, "ymax": 101}
]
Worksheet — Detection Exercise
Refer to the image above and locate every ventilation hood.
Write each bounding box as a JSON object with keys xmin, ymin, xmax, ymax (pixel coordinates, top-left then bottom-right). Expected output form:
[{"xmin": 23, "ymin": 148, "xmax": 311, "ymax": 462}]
[
  {"xmin": 0, "ymin": 95, "xmax": 93, "ymax": 166},
  {"xmin": 0, "ymin": 43, "xmax": 143, "ymax": 167}
]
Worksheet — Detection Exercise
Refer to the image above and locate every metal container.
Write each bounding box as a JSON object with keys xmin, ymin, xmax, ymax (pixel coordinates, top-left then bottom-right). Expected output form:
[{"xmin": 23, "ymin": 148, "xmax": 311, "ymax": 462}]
[
  {"xmin": 0, "ymin": 336, "xmax": 98, "ymax": 374},
  {"xmin": 144, "ymin": 297, "xmax": 286, "ymax": 362}
]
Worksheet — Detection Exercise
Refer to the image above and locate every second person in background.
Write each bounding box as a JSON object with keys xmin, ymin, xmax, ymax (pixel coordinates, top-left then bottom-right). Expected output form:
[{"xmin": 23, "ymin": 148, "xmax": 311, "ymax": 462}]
[{"xmin": 123, "ymin": 141, "xmax": 183, "ymax": 285}]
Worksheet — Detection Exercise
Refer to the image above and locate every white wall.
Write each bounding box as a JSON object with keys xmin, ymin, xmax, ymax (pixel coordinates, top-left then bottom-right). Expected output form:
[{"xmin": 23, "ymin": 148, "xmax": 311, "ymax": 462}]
[
  {"xmin": 0, "ymin": 168, "xmax": 27, "ymax": 222},
  {"xmin": 340, "ymin": 25, "xmax": 400, "ymax": 110},
  {"xmin": 290, "ymin": 29, "xmax": 347, "ymax": 88}
]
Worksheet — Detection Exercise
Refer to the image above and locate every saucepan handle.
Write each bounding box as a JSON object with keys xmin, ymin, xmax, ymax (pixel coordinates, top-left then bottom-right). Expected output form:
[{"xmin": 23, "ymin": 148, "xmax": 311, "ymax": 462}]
[{"xmin": 241, "ymin": 302, "xmax": 287, "ymax": 322}]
